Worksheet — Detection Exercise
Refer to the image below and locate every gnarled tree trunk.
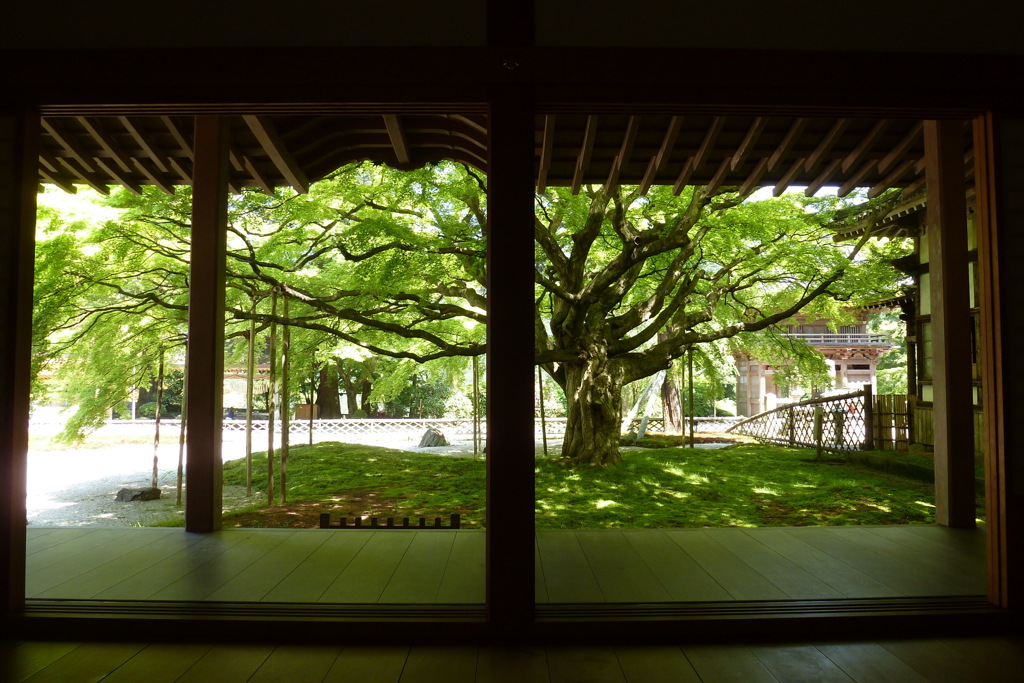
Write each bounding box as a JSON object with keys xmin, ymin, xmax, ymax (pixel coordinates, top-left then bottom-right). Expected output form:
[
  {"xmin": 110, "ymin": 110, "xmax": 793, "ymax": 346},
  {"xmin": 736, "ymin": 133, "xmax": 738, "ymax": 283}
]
[{"xmin": 560, "ymin": 343, "xmax": 626, "ymax": 467}]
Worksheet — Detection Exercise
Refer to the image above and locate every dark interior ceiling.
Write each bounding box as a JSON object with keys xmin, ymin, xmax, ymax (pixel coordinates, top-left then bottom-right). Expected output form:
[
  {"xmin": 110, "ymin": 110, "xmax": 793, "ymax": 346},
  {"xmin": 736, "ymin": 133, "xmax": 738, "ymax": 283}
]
[{"xmin": 37, "ymin": 112, "xmax": 971, "ymax": 200}]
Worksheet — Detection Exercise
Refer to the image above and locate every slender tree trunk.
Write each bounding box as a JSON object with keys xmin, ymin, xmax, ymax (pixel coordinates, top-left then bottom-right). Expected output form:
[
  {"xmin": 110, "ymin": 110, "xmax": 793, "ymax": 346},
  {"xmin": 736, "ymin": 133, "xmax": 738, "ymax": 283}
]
[
  {"xmin": 176, "ymin": 354, "xmax": 188, "ymax": 505},
  {"xmin": 267, "ymin": 290, "xmax": 278, "ymax": 505},
  {"xmin": 472, "ymin": 354, "xmax": 480, "ymax": 458},
  {"xmin": 659, "ymin": 329, "xmax": 683, "ymax": 434},
  {"xmin": 561, "ymin": 349, "xmax": 626, "ymax": 466},
  {"xmin": 360, "ymin": 378, "xmax": 373, "ymax": 417},
  {"xmin": 308, "ymin": 363, "xmax": 316, "ymax": 446},
  {"xmin": 245, "ymin": 298, "xmax": 256, "ymax": 497},
  {"xmin": 280, "ymin": 295, "xmax": 290, "ymax": 504},
  {"xmin": 152, "ymin": 351, "xmax": 164, "ymax": 488}
]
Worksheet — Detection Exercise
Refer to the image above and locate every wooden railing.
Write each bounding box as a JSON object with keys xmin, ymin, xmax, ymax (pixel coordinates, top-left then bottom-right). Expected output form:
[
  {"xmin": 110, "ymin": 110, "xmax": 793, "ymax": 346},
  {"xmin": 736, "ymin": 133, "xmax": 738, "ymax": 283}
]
[{"xmin": 784, "ymin": 332, "xmax": 893, "ymax": 346}]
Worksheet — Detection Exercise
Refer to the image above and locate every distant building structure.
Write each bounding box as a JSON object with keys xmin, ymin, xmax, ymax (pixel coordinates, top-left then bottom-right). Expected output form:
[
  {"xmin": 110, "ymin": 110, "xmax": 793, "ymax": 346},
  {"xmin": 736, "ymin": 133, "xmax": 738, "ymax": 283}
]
[{"xmin": 734, "ymin": 312, "xmax": 895, "ymax": 416}]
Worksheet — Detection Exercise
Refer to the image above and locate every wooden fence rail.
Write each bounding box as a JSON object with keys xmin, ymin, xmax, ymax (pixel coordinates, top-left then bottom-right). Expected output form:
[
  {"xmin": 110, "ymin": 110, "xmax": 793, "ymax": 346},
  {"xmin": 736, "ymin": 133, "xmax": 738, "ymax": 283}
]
[{"xmin": 728, "ymin": 389, "xmax": 916, "ymax": 454}]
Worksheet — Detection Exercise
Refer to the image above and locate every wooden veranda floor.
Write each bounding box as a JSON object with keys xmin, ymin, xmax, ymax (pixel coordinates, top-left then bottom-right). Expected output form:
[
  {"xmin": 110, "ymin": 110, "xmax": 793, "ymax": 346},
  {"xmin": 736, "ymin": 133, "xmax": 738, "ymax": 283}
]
[{"xmin": 25, "ymin": 525, "xmax": 986, "ymax": 604}]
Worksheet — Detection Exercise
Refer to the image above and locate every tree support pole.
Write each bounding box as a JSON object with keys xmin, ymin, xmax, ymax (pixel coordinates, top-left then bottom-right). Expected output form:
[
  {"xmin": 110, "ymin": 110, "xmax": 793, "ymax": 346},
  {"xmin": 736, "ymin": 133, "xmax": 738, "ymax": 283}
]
[
  {"xmin": 924, "ymin": 119, "xmax": 975, "ymax": 528},
  {"xmin": 185, "ymin": 115, "xmax": 228, "ymax": 532},
  {"xmin": 486, "ymin": 84, "xmax": 535, "ymax": 630},
  {"xmin": 0, "ymin": 110, "xmax": 37, "ymax": 613}
]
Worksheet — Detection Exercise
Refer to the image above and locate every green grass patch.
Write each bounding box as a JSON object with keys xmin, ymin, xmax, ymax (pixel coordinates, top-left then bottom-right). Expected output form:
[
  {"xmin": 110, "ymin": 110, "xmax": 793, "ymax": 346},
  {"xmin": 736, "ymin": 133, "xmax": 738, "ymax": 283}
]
[{"xmin": 216, "ymin": 440, "xmax": 977, "ymax": 529}]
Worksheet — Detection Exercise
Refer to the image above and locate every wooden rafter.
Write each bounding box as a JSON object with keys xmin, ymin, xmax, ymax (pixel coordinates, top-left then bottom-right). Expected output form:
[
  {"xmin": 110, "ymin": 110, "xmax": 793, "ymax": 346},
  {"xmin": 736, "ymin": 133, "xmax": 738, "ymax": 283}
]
[
  {"xmin": 93, "ymin": 157, "xmax": 142, "ymax": 195},
  {"xmin": 38, "ymin": 168, "xmax": 76, "ymax": 194},
  {"xmin": 869, "ymin": 158, "xmax": 915, "ymax": 198},
  {"xmin": 692, "ymin": 116, "xmax": 724, "ymax": 173},
  {"xmin": 730, "ymin": 117, "xmax": 765, "ymax": 170},
  {"xmin": 167, "ymin": 157, "xmax": 192, "ymax": 184},
  {"xmin": 243, "ymin": 115, "xmax": 310, "ymax": 194},
  {"xmin": 878, "ymin": 121, "xmax": 923, "ymax": 175},
  {"xmin": 773, "ymin": 157, "xmax": 805, "ymax": 197},
  {"xmin": 41, "ymin": 119, "xmax": 96, "ymax": 173},
  {"xmin": 571, "ymin": 115, "xmax": 598, "ymax": 194},
  {"xmin": 738, "ymin": 157, "xmax": 769, "ymax": 196},
  {"xmin": 383, "ymin": 114, "xmax": 411, "ymax": 166},
  {"xmin": 537, "ymin": 115, "xmax": 556, "ymax": 192},
  {"xmin": 639, "ymin": 115, "xmax": 682, "ymax": 195},
  {"xmin": 76, "ymin": 117, "xmax": 133, "ymax": 174},
  {"xmin": 705, "ymin": 156, "xmax": 733, "ymax": 195},
  {"xmin": 838, "ymin": 159, "xmax": 878, "ymax": 197},
  {"xmin": 132, "ymin": 158, "xmax": 175, "ymax": 195},
  {"xmin": 243, "ymin": 156, "xmax": 275, "ymax": 195},
  {"xmin": 805, "ymin": 158, "xmax": 842, "ymax": 196},
  {"xmin": 672, "ymin": 157, "xmax": 695, "ymax": 195},
  {"xmin": 767, "ymin": 118, "xmax": 807, "ymax": 173},
  {"xmin": 118, "ymin": 116, "xmax": 169, "ymax": 173},
  {"xmin": 842, "ymin": 119, "xmax": 888, "ymax": 173},
  {"xmin": 56, "ymin": 156, "xmax": 109, "ymax": 195},
  {"xmin": 805, "ymin": 118, "xmax": 849, "ymax": 174},
  {"xmin": 604, "ymin": 115, "xmax": 639, "ymax": 190},
  {"xmin": 160, "ymin": 115, "xmax": 193, "ymax": 157}
]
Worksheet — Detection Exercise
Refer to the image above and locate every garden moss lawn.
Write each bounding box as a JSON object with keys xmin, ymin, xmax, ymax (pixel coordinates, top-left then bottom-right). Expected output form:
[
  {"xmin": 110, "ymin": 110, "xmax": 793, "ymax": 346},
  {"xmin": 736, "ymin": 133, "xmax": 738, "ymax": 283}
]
[{"xmin": 216, "ymin": 440, "xmax": 977, "ymax": 529}]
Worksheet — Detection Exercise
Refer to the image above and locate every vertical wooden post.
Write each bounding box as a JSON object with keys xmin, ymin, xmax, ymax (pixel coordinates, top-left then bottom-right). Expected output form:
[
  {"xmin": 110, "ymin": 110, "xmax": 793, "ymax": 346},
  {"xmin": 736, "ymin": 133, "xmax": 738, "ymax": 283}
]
[
  {"xmin": 185, "ymin": 115, "xmax": 228, "ymax": 532},
  {"xmin": 267, "ymin": 289, "xmax": 278, "ymax": 505},
  {"xmin": 924, "ymin": 119, "xmax": 975, "ymax": 528},
  {"xmin": 486, "ymin": 84, "xmax": 535, "ymax": 629},
  {"xmin": 975, "ymin": 113, "xmax": 1020, "ymax": 608},
  {"xmin": 862, "ymin": 383, "xmax": 874, "ymax": 450},
  {"xmin": 688, "ymin": 346, "xmax": 695, "ymax": 448},
  {"xmin": 538, "ymin": 364, "xmax": 548, "ymax": 457},
  {"xmin": 281, "ymin": 294, "xmax": 290, "ymax": 503},
  {"xmin": 0, "ymin": 110, "xmax": 37, "ymax": 613}
]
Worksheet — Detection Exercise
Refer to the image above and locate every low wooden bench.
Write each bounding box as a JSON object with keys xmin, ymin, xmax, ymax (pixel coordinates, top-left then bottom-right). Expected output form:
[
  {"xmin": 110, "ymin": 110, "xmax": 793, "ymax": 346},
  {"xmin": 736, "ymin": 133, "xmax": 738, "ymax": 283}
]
[{"xmin": 319, "ymin": 513, "xmax": 461, "ymax": 529}]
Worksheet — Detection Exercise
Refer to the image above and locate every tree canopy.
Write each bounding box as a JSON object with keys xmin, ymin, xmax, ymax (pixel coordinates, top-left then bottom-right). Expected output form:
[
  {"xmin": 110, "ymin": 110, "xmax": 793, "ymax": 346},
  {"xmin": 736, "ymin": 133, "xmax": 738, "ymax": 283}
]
[{"xmin": 34, "ymin": 162, "xmax": 909, "ymax": 463}]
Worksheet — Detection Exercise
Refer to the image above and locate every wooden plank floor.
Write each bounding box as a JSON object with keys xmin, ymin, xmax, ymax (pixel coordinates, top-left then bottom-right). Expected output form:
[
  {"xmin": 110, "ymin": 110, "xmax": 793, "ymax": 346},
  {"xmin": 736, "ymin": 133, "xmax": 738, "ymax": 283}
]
[
  {"xmin": 4, "ymin": 635, "xmax": 1023, "ymax": 682},
  {"xmin": 24, "ymin": 525, "xmax": 986, "ymax": 604}
]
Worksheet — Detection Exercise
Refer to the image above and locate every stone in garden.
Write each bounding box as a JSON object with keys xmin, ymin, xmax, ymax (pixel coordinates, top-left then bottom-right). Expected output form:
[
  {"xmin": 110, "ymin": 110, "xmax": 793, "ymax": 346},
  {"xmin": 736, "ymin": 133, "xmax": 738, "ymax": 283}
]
[
  {"xmin": 418, "ymin": 428, "xmax": 449, "ymax": 447},
  {"xmin": 115, "ymin": 487, "xmax": 162, "ymax": 502}
]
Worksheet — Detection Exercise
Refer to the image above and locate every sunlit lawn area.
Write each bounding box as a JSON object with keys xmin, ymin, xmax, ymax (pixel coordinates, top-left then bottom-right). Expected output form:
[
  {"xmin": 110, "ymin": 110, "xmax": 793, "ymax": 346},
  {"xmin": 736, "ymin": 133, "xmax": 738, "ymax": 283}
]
[{"xmin": 216, "ymin": 440, "xmax": 970, "ymax": 529}]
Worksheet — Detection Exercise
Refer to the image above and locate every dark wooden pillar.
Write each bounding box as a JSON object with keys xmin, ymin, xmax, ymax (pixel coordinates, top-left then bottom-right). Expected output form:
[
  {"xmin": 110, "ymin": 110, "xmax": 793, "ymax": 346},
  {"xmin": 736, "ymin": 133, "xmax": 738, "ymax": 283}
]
[
  {"xmin": 0, "ymin": 110, "xmax": 37, "ymax": 613},
  {"xmin": 978, "ymin": 113, "xmax": 1024, "ymax": 609},
  {"xmin": 924, "ymin": 119, "xmax": 975, "ymax": 528},
  {"xmin": 486, "ymin": 86, "xmax": 535, "ymax": 628},
  {"xmin": 185, "ymin": 116, "xmax": 228, "ymax": 532}
]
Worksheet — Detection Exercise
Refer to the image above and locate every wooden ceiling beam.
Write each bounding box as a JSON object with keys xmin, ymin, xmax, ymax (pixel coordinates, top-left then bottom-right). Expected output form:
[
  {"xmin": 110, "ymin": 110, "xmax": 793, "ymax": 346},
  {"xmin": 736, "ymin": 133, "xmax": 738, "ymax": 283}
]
[
  {"xmin": 38, "ymin": 152, "xmax": 60, "ymax": 174},
  {"xmin": 877, "ymin": 121, "xmax": 922, "ymax": 175},
  {"xmin": 639, "ymin": 115, "xmax": 682, "ymax": 195},
  {"xmin": 132, "ymin": 158, "xmax": 176, "ymax": 195},
  {"xmin": 672, "ymin": 157, "xmax": 695, "ymax": 195},
  {"xmin": 738, "ymin": 156, "xmax": 769, "ymax": 196},
  {"xmin": 804, "ymin": 118, "xmax": 849, "ymax": 174},
  {"xmin": 692, "ymin": 116, "xmax": 724, "ymax": 173},
  {"xmin": 730, "ymin": 117, "xmax": 765, "ymax": 170},
  {"xmin": 76, "ymin": 117, "xmax": 133, "ymax": 174},
  {"xmin": 38, "ymin": 168, "xmax": 76, "ymax": 194},
  {"xmin": 537, "ymin": 115, "xmax": 556, "ymax": 193},
  {"xmin": 167, "ymin": 157, "xmax": 192, "ymax": 184},
  {"xmin": 571, "ymin": 115, "xmax": 598, "ymax": 195},
  {"xmin": 41, "ymin": 119, "xmax": 96, "ymax": 174},
  {"xmin": 868, "ymin": 158, "xmax": 915, "ymax": 198},
  {"xmin": 804, "ymin": 158, "xmax": 842, "ymax": 196},
  {"xmin": 773, "ymin": 157, "xmax": 806, "ymax": 197},
  {"xmin": 901, "ymin": 175, "xmax": 926, "ymax": 197},
  {"xmin": 243, "ymin": 115, "xmax": 310, "ymax": 194},
  {"xmin": 93, "ymin": 157, "xmax": 143, "ymax": 195},
  {"xmin": 160, "ymin": 116, "xmax": 194, "ymax": 157},
  {"xmin": 605, "ymin": 115, "xmax": 639, "ymax": 191},
  {"xmin": 767, "ymin": 117, "xmax": 807, "ymax": 173},
  {"xmin": 119, "ymin": 116, "xmax": 170, "ymax": 173},
  {"xmin": 838, "ymin": 159, "xmax": 878, "ymax": 197},
  {"xmin": 383, "ymin": 114, "xmax": 411, "ymax": 166},
  {"xmin": 842, "ymin": 119, "xmax": 888, "ymax": 173},
  {"xmin": 56, "ymin": 157, "xmax": 109, "ymax": 195},
  {"xmin": 705, "ymin": 156, "xmax": 733, "ymax": 196},
  {"xmin": 243, "ymin": 156, "xmax": 275, "ymax": 195}
]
